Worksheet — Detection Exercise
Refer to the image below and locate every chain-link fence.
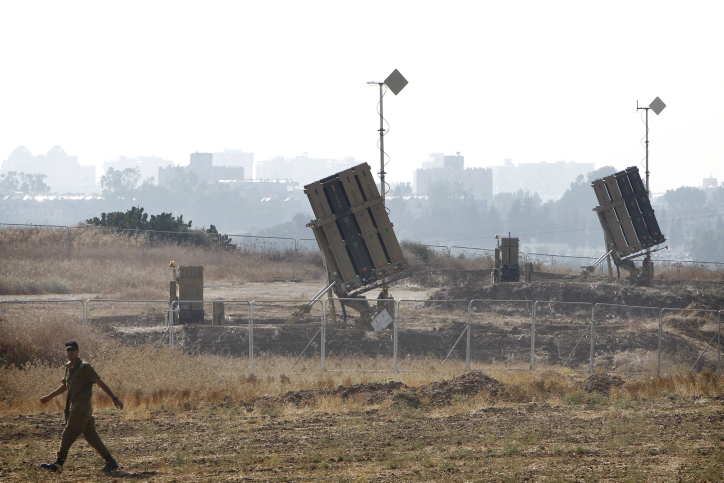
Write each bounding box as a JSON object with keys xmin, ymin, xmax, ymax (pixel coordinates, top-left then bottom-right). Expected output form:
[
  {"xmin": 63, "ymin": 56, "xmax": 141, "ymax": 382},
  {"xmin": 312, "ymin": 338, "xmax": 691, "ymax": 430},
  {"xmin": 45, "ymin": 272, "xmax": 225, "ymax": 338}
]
[
  {"xmin": 3, "ymin": 296, "xmax": 721, "ymax": 375},
  {"xmin": 592, "ymin": 304, "xmax": 661, "ymax": 375},
  {"xmin": 466, "ymin": 300, "xmax": 534, "ymax": 370}
]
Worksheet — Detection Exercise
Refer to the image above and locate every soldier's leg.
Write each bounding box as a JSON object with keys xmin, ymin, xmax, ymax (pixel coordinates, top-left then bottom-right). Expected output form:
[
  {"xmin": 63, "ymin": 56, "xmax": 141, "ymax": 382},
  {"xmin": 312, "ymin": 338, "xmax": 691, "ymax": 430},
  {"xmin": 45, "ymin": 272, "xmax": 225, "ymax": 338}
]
[
  {"xmin": 56, "ymin": 409, "xmax": 90, "ymax": 462},
  {"xmin": 82, "ymin": 415, "xmax": 110, "ymax": 458}
]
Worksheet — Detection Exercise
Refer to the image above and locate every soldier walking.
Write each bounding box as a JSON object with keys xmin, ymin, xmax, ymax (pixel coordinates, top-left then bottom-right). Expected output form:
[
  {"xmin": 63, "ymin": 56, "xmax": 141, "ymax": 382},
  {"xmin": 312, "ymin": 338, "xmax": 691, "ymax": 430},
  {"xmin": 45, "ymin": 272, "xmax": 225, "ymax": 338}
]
[{"xmin": 39, "ymin": 341, "xmax": 123, "ymax": 473}]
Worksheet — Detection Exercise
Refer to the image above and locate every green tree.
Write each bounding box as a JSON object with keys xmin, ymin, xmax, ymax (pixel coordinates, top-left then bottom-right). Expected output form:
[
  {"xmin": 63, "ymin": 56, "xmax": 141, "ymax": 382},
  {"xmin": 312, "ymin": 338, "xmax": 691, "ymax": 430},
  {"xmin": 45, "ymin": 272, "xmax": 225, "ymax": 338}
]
[
  {"xmin": 586, "ymin": 166, "xmax": 618, "ymax": 183},
  {"xmin": 0, "ymin": 171, "xmax": 16, "ymax": 192},
  {"xmin": 660, "ymin": 186, "xmax": 707, "ymax": 212},
  {"xmin": 205, "ymin": 225, "xmax": 236, "ymax": 249},
  {"xmin": 258, "ymin": 213, "xmax": 314, "ymax": 239},
  {"xmin": 690, "ymin": 225, "xmax": 724, "ymax": 262},
  {"xmin": 85, "ymin": 206, "xmax": 192, "ymax": 233},
  {"xmin": 669, "ymin": 217, "xmax": 684, "ymax": 248},
  {"xmin": 711, "ymin": 186, "xmax": 724, "ymax": 208},
  {"xmin": 147, "ymin": 212, "xmax": 192, "ymax": 232},
  {"xmin": 0, "ymin": 171, "xmax": 51, "ymax": 194},
  {"xmin": 391, "ymin": 182, "xmax": 412, "ymax": 197},
  {"xmin": 101, "ymin": 167, "xmax": 142, "ymax": 196},
  {"xmin": 85, "ymin": 206, "xmax": 149, "ymax": 229},
  {"xmin": 84, "ymin": 206, "xmax": 241, "ymax": 247}
]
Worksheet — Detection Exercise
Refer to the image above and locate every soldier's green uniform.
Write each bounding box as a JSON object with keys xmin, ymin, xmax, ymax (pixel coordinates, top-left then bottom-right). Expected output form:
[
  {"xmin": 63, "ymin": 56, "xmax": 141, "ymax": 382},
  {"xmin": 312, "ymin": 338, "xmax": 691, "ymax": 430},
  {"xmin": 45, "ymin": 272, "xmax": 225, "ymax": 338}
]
[{"xmin": 56, "ymin": 358, "xmax": 111, "ymax": 462}]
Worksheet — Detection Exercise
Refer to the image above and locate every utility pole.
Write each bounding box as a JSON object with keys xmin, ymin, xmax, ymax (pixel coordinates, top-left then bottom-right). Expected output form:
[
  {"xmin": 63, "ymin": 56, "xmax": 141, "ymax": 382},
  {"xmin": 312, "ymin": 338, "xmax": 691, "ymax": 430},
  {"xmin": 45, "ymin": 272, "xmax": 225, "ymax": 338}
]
[
  {"xmin": 637, "ymin": 97, "xmax": 666, "ymax": 286},
  {"xmin": 368, "ymin": 69, "xmax": 408, "ymax": 205}
]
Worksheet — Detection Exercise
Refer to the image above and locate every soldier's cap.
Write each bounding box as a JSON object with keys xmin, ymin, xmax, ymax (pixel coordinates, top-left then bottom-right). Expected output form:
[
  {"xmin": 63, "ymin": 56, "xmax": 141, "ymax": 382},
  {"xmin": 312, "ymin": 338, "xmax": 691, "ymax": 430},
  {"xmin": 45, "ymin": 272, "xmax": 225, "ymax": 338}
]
[{"xmin": 65, "ymin": 341, "xmax": 79, "ymax": 351}]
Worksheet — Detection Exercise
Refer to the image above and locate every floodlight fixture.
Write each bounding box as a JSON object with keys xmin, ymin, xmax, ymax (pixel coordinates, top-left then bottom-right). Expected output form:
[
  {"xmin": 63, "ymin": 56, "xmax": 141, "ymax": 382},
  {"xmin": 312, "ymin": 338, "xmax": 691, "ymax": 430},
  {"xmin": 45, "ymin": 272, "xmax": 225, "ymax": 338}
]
[
  {"xmin": 368, "ymin": 69, "xmax": 408, "ymax": 205},
  {"xmin": 384, "ymin": 69, "xmax": 408, "ymax": 96},
  {"xmin": 649, "ymin": 96, "xmax": 666, "ymax": 116}
]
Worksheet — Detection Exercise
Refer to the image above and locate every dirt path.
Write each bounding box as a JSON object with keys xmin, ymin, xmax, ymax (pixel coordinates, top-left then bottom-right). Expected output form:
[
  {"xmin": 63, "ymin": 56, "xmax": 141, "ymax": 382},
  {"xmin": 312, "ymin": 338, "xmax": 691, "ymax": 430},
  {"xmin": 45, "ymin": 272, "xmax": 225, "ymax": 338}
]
[
  {"xmin": 2, "ymin": 388, "xmax": 722, "ymax": 482},
  {"xmin": 205, "ymin": 280, "xmax": 429, "ymax": 303}
]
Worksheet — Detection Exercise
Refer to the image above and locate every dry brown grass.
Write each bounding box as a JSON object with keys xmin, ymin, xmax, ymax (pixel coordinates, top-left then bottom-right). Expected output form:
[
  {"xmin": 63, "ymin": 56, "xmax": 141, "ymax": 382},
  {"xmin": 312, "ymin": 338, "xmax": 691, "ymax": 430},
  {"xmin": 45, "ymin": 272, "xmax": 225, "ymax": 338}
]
[
  {"xmin": 0, "ymin": 311, "xmax": 115, "ymax": 367},
  {"xmin": 656, "ymin": 263, "xmax": 724, "ymax": 282},
  {"xmin": 3, "ymin": 312, "xmax": 723, "ymax": 419},
  {"xmin": 4, "ymin": 228, "xmax": 723, "ymax": 299},
  {"xmin": 0, "ymin": 227, "xmax": 325, "ymax": 297},
  {"xmin": 3, "ymin": 227, "xmax": 724, "ymax": 421},
  {"xmin": 449, "ymin": 255, "xmax": 495, "ymax": 271},
  {"xmin": 615, "ymin": 371, "xmax": 724, "ymax": 400}
]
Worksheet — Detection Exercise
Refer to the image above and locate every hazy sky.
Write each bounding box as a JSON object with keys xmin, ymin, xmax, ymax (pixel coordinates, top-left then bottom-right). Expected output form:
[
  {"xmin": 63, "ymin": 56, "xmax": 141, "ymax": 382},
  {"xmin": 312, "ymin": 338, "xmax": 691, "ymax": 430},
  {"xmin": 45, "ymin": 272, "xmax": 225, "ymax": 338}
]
[{"xmin": 2, "ymin": 1, "xmax": 723, "ymax": 193}]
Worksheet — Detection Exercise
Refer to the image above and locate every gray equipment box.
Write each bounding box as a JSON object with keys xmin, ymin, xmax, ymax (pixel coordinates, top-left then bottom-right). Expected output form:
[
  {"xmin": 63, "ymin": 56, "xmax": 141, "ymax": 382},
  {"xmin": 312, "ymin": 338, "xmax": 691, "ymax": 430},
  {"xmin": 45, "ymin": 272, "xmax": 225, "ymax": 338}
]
[
  {"xmin": 500, "ymin": 236, "xmax": 519, "ymax": 265},
  {"xmin": 170, "ymin": 265, "xmax": 204, "ymax": 324},
  {"xmin": 305, "ymin": 162, "xmax": 410, "ymax": 296},
  {"xmin": 498, "ymin": 236, "xmax": 520, "ymax": 282}
]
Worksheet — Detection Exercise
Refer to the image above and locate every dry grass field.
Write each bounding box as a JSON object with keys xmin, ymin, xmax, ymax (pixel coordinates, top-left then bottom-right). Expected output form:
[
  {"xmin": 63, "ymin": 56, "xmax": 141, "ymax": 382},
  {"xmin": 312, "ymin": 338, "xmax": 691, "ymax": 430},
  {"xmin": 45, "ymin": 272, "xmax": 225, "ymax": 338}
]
[
  {"xmin": 0, "ymin": 227, "xmax": 326, "ymax": 298},
  {"xmin": 2, "ymin": 227, "xmax": 724, "ymax": 481}
]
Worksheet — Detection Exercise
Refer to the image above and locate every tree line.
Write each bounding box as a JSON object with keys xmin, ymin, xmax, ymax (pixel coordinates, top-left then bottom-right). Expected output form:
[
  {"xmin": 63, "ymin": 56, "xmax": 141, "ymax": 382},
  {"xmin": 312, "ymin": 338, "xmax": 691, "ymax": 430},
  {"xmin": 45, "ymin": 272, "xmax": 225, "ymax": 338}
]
[
  {"xmin": 257, "ymin": 166, "xmax": 724, "ymax": 262},
  {"xmin": 85, "ymin": 206, "xmax": 235, "ymax": 249},
  {"xmin": 7, "ymin": 165, "xmax": 724, "ymax": 261},
  {"xmin": 0, "ymin": 172, "xmax": 51, "ymax": 195}
]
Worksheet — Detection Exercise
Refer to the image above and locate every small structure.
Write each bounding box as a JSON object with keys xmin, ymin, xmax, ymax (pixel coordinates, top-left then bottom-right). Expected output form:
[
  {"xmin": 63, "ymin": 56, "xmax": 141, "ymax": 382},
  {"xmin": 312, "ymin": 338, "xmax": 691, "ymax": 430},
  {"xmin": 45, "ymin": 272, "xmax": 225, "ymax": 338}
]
[
  {"xmin": 492, "ymin": 234, "xmax": 522, "ymax": 283},
  {"xmin": 170, "ymin": 263, "xmax": 204, "ymax": 324}
]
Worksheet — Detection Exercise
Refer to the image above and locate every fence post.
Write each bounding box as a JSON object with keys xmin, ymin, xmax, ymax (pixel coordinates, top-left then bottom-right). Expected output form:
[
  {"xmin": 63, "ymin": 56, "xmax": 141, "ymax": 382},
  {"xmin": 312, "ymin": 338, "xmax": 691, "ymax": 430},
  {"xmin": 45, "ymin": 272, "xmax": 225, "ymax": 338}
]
[
  {"xmin": 142, "ymin": 230, "xmax": 147, "ymax": 267},
  {"xmin": 676, "ymin": 261, "xmax": 681, "ymax": 281},
  {"xmin": 590, "ymin": 305, "xmax": 596, "ymax": 373},
  {"xmin": 321, "ymin": 298, "xmax": 327, "ymax": 371},
  {"xmin": 658, "ymin": 309, "xmax": 664, "ymax": 375},
  {"xmin": 293, "ymin": 239, "xmax": 299, "ymax": 282},
  {"xmin": 67, "ymin": 227, "xmax": 72, "ymax": 261},
  {"xmin": 218, "ymin": 236, "xmax": 222, "ymax": 267},
  {"xmin": 530, "ymin": 301, "xmax": 538, "ymax": 370},
  {"xmin": 393, "ymin": 300, "xmax": 399, "ymax": 372},
  {"xmin": 719, "ymin": 310, "xmax": 722, "ymax": 374},
  {"xmin": 168, "ymin": 302, "xmax": 175, "ymax": 347},
  {"xmin": 249, "ymin": 302, "xmax": 255, "ymax": 373},
  {"xmin": 466, "ymin": 301, "xmax": 472, "ymax": 371}
]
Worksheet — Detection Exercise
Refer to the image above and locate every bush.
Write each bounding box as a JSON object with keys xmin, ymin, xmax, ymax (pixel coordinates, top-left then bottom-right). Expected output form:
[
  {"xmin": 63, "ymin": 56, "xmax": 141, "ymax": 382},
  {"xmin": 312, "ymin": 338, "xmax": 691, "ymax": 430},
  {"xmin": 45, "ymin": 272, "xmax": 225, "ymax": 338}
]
[{"xmin": 401, "ymin": 241, "xmax": 435, "ymax": 262}]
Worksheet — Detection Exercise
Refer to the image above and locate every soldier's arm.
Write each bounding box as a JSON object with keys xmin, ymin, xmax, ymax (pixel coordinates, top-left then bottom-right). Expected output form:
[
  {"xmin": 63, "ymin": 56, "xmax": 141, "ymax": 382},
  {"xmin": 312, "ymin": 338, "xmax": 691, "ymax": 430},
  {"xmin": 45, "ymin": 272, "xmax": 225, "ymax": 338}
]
[
  {"xmin": 94, "ymin": 378, "xmax": 124, "ymax": 409},
  {"xmin": 40, "ymin": 384, "xmax": 67, "ymax": 404}
]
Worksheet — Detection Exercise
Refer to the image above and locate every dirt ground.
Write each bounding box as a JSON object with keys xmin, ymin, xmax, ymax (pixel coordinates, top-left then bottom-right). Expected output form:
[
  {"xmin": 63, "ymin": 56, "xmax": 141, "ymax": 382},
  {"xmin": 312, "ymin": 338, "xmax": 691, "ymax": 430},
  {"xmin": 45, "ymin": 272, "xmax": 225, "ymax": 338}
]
[
  {"xmin": 2, "ymin": 373, "xmax": 723, "ymax": 482},
  {"xmin": 3, "ymin": 272, "xmax": 724, "ymax": 481},
  {"xmin": 204, "ymin": 279, "xmax": 430, "ymax": 306}
]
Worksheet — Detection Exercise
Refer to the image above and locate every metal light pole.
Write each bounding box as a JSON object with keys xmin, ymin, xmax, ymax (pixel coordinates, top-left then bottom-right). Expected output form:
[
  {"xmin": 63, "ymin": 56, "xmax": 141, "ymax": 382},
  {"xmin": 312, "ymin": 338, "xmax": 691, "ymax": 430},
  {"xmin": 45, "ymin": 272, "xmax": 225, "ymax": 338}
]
[
  {"xmin": 636, "ymin": 96, "xmax": 666, "ymax": 285},
  {"xmin": 637, "ymin": 97, "xmax": 666, "ymax": 197},
  {"xmin": 368, "ymin": 81, "xmax": 386, "ymax": 200},
  {"xmin": 368, "ymin": 69, "xmax": 408, "ymax": 205}
]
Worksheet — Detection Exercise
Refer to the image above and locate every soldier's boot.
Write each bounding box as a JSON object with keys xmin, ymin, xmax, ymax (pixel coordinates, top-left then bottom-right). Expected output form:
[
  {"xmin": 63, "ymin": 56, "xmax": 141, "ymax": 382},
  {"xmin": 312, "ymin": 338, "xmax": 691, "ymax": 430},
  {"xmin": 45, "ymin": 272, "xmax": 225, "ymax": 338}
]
[
  {"xmin": 101, "ymin": 454, "xmax": 119, "ymax": 472},
  {"xmin": 41, "ymin": 459, "xmax": 64, "ymax": 472}
]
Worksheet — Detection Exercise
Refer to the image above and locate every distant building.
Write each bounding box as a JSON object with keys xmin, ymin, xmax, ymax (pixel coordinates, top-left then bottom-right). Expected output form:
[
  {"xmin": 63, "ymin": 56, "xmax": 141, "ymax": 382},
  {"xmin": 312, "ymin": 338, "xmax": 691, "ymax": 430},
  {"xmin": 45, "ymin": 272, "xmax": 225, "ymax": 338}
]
[
  {"xmin": 413, "ymin": 153, "xmax": 493, "ymax": 203},
  {"xmin": 213, "ymin": 149, "xmax": 254, "ymax": 176},
  {"xmin": 103, "ymin": 155, "xmax": 171, "ymax": 184},
  {"xmin": 256, "ymin": 153, "xmax": 360, "ymax": 186},
  {"xmin": 1, "ymin": 145, "xmax": 98, "ymax": 194},
  {"xmin": 703, "ymin": 176, "xmax": 719, "ymax": 202},
  {"xmin": 703, "ymin": 176, "xmax": 718, "ymax": 189},
  {"xmin": 158, "ymin": 152, "xmax": 245, "ymax": 187},
  {"xmin": 219, "ymin": 179, "xmax": 299, "ymax": 200},
  {"xmin": 492, "ymin": 159, "xmax": 595, "ymax": 200},
  {"xmin": 421, "ymin": 152, "xmax": 445, "ymax": 169}
]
